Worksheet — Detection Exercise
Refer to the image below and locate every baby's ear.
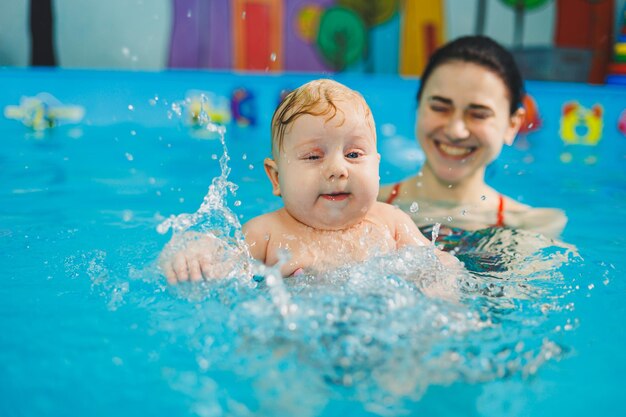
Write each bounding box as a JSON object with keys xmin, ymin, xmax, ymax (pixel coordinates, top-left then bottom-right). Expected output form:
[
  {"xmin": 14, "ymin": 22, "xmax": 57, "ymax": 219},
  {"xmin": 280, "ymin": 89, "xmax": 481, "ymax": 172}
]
[{"xmin": 264, "ymin": 158, "xmax": 281, "ymax": 196}]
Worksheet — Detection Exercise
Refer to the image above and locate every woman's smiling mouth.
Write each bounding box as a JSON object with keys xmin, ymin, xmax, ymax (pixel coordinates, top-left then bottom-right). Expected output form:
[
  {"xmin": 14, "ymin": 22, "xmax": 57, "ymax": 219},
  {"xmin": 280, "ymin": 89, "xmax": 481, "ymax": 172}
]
[{"xmin": 435, "ymin": 140, "xmax": 476, "ymax": 159}]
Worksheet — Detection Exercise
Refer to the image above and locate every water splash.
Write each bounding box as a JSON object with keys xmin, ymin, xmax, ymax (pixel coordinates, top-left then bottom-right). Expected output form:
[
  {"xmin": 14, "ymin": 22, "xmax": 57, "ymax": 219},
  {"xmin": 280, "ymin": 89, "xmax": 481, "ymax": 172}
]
[
  {"xmin": 157, "ymin": 111, "xmax": 240, "ymax": 242},
  {"xmin": 94, "ymin": 232, "xmax": 577, "ymax": 415}
]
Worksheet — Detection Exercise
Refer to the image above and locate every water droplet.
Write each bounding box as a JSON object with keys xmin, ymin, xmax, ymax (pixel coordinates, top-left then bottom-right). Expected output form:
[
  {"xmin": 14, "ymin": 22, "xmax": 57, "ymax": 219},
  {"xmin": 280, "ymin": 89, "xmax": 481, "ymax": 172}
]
[
  {"xmin": 588, "ymin": 283, "xmax": 594, "ymax": 290},
  {"xmin": 211, "ymin": 154, "xmax": 218, "ymax": 160},
  {"xmin": 122, "ymin": 210, "xmax": 133, "ymax": 222},
  {"xmin": 130, "ymin": 130, "xmax": 136, "ymax": 136},
  {"xmin": 242, "ymin": 153, "xmax": 247, "ymax": 160},
  {"xmin": 128, "ymin": 104, "xmax": 134, "ymax": 111},
  {"xmin": 187, "ymin": 9, "xmax": 192, "ymax": 18},
  {"xmin": 125, "ymin": 152, "xmax": 134, "ymax": 161},
  {"xmin": 121, "ymin": 47, "xmax": 130, "ymax": 57},
  {"xmin": 409, "ymin": 202, "xmax": 419, "ymax": 213},
  {"xmin": 179, "ymin": 197, "xmax": 185, "ymax": 203},
  {"xmin": 248, "ymin": 164, "xmax": 254, "ymax": 170},
  {"xmin": 241, "ymin": 11, "xmax": 246, "ymax": 19},
  {"xmin": 270, "ymin": 52, "xmax": 277, "ymax": 62},
  {"xmin": 234, "ymin": 200, "xmax": 241, "ymax": 207},
  {"xmin": 461, "ymin": 209, "xmax": 467, "ymax": 216},
  {"xmin": 447, "ymin": 216, "xmax": 453, "ymax": 222},
  {"xmin": 481, "ymin": 195, "xmax": 486, "ymax": 201}
]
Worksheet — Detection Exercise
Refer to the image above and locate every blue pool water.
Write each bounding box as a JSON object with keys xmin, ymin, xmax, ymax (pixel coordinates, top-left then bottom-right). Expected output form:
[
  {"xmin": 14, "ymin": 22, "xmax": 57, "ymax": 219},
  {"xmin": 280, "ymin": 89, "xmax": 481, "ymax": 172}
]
[{"xmin": 1, "ymin": 69, "xmax": 625, "ymax": 417}]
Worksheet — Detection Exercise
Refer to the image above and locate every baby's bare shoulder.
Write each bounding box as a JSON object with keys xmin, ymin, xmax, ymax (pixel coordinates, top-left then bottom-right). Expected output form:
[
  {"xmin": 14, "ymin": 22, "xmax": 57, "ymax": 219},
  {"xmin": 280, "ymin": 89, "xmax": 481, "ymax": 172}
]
[
  {"xmin": 371, "ymin": 201, "xmax": 410, "ymax": 218},
  {"xmin": 243, "ymin": 210, "xmax": 282, "ymax": 236}
]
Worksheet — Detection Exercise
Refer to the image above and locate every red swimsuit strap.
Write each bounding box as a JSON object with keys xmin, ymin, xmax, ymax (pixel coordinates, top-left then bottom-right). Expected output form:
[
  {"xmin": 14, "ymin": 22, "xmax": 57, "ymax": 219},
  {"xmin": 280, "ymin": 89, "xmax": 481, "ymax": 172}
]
[
  {"xmin": 385, "ymin": 183, "xmax": 402, "ymax": 204},
  {"xmin": 386, "ymin": 184, "xmax": 505, "ymax": 227},
  {"xmin": 495, "ymin": 194, "xmax": 505, "ymax": 227}
]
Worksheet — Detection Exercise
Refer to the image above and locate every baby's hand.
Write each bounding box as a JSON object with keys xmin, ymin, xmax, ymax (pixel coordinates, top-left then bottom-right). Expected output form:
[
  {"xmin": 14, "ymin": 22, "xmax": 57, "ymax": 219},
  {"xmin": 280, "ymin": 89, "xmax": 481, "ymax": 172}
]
[
  {"xmin": 158, "ymin": 232, "xmax": 238, "ymax": 284},
  {"xmin": 435, "ymin": 249, "xmax": 463, "ymax": 270}
]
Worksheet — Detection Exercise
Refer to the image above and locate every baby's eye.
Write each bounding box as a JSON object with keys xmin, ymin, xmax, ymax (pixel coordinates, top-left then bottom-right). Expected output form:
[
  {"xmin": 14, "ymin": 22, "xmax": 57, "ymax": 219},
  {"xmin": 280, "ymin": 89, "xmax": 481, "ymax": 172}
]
[
  {"xmin": 304, "ymin": 154, "xmax": 321, "ymax": 160},
  {"xmin": 345, "ymin": 151, "xmax": 361, "ymax": 159}
]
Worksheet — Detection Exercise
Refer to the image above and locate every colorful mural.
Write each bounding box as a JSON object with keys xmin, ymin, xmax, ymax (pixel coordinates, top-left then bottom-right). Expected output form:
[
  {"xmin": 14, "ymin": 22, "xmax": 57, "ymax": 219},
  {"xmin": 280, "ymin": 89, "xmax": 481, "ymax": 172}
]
[
  {"xmin": 399, "ymin": 0, "xmax": 445, "ymax": 76},
  {"xmin": 233, "ymin": 0, "xmax": 284, "ymax": 71},
  {"xmin": 168, "ymin": 0, "xmax": 404, "ymax": 74}
]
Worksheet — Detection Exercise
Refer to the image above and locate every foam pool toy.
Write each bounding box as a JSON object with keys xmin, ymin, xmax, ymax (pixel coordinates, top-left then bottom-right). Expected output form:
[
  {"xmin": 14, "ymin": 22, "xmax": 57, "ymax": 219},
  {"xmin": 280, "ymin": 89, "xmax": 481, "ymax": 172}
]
[
  {"xmin": 185, "ymin": 91, "xmax": 231, "ymax": 127},
  {"xmin": 518, "ymin": 94, "xmax": 541, "ymax": 134},
  {"xmin": 618, "ymin": 110, "xmax": 626, "ymax": 136},
  {"xmin": 559, "ymin": 101, "xmax": 603, "ymax": 145},
  {"xmin": 231, "ymin": 88, "xmax": 256, "ymax": 127},
  {"xmin": 4, "ymin": 93, "xmax": 84, "ymax": 131}
]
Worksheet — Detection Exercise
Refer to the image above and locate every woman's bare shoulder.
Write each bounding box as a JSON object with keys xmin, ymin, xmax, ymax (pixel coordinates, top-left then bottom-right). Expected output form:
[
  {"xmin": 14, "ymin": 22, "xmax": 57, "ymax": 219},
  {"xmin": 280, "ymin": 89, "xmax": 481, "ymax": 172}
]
[
  {"xmin": 503, "ymin": 197, "xmax": 567, "ymax": 238},
  {"xmin": 379, "ymin": 176, "xmax": 416, "ymax": 202}
]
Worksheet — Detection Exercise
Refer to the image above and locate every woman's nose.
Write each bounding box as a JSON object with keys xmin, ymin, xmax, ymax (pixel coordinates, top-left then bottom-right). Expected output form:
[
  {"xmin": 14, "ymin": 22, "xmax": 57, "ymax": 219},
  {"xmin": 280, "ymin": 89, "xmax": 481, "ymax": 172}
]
[{"xmin": 445, "ymin": 114, "xmax": 470, "ymax": 140}]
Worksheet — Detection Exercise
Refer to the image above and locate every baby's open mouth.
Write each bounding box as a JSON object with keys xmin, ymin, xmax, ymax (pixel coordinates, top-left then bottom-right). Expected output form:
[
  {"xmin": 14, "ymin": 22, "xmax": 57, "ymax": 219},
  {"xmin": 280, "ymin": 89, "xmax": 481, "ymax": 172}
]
[
  {"xmin": 435, "ymin": 140, "xmax": 477, "ymax": 158},
  {"xmin": 321, "ymin": 192, "xmax": 350, "ymax": 201}
]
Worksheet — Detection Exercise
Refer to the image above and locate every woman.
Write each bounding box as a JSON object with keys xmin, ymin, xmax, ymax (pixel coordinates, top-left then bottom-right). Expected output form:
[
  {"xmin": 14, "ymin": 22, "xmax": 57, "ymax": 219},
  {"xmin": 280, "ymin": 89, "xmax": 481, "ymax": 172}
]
[{"xmin": 380, "ymin": 35, "xmax": 566, "ymax": 239}]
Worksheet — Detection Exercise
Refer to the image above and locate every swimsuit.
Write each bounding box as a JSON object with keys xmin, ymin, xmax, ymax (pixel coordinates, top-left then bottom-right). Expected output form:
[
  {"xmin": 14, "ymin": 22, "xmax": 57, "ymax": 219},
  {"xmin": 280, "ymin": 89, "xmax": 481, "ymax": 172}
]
[{"xmin": 385, "ymin": 182, "xmax": 506, "ymax": 227}]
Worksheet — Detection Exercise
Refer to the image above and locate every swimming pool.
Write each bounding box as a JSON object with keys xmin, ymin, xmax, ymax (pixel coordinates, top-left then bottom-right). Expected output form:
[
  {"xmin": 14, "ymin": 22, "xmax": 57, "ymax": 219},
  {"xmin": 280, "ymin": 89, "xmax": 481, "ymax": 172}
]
[{"xmin": 1, "ymin": 68, "xmax": 625, "ymax": 417}]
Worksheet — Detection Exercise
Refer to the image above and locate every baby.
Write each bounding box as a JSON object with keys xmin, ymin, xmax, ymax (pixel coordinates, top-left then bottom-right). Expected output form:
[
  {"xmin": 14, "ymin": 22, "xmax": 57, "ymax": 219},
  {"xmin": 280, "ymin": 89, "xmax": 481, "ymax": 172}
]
[{"xmin": 161, "ymin": 79, "xmax": 452, "ymax": 283}]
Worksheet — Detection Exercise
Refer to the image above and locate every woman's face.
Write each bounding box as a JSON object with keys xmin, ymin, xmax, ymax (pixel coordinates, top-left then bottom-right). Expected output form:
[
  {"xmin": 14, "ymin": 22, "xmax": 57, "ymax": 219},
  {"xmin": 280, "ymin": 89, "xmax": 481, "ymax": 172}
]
[{"xmin": 416, "ymin": 61, "xmax": 523, "ymax": 186}]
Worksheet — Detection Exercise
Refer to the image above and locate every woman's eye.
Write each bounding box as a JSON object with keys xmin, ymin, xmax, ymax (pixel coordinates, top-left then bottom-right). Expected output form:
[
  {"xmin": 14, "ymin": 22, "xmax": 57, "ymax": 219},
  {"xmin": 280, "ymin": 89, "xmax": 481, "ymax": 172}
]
[
  {"xmin": 469, "ymin": 111, "xmax": 490, "ymax": 120},
  {"xmin": 431, "ymin": 105, "xmax": 450, "ymax": 113},
  {"xmin": 346, "ymin": 151, "xmax": 361, "ymax": 159}
]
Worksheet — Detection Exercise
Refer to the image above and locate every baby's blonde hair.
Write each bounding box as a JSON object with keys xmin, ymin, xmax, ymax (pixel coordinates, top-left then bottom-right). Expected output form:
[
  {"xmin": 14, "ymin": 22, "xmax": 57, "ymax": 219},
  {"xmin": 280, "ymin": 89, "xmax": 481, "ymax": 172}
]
[{"xmin": 270, "ymin": 79, "xmax": 374, "ymax": 156}]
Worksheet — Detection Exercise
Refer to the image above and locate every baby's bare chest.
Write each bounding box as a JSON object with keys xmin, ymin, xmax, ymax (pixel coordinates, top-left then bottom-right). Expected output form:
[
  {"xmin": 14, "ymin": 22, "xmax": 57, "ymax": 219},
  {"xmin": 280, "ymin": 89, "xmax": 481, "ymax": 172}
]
[{"xmin": 267, "ymin": 223, "xmax": 396, "ymax": 272}]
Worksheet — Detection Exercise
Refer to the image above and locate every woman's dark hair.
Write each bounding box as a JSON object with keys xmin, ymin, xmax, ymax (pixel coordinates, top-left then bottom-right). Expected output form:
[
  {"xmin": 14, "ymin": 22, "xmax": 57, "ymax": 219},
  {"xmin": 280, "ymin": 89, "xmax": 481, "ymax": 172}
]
[{"xmin": 416, "ymin": 35, "xmax": 524, "ymax": 115}]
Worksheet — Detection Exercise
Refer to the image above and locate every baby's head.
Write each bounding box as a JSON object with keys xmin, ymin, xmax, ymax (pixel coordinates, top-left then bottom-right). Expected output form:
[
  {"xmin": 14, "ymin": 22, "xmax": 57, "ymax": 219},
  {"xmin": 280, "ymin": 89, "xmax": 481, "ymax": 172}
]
[
  {"xmin": 270, "ymin": 79, "xmax": 375, "ymax": 158},
  {"xmin": 265, "ymin": 79, "xmax": 380, "ymax": 230}
]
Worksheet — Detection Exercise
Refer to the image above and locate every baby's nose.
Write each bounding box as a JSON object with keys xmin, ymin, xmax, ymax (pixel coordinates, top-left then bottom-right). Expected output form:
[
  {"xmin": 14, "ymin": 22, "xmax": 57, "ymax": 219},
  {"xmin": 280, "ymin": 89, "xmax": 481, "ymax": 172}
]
[{"xmin": 324, "ymin": 156, "xmax": 348, "ymax": 180}]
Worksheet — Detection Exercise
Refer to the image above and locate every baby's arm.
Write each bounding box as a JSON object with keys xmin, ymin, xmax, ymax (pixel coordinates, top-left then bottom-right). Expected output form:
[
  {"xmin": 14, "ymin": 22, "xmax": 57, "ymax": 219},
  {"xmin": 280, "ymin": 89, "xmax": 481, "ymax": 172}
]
[
  {"xmin": 388, "ymin": 205, "xmax": 430, "ymax": 247},
  {"xmin": 241, "ymin": 215, "xmax": 270, "ymax": 264},
  {"xmin": 158, "ymin": 214, "xmax": 271, "ymax": 285}
]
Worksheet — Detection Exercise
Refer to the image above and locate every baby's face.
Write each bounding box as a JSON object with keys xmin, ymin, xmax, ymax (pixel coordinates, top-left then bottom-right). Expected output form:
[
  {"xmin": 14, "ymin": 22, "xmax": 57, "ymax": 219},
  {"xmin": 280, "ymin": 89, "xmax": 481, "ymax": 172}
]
[{"xmin": 274, "ymin": 100, "xmax": 380, "ymax": 230}]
